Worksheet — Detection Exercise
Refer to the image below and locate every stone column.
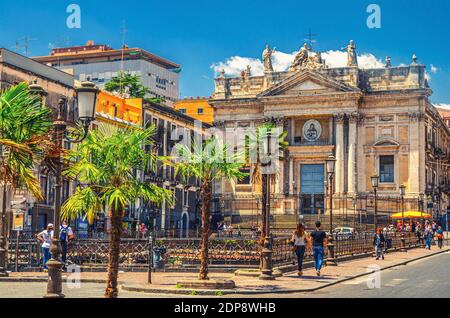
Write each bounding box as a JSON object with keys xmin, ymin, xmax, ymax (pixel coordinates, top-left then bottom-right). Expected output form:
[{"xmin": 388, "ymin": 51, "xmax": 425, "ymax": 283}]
[
  {"xmin": 289, "ymin": 158, "xmax": 294, "ymax": 195},
  {"xmin": 334, "ymin": 114, "xmax": 346, "ymax": 194},
  {"xmin": 409, "ymin": 112, "xmax": 423, "ymax": 195},
  {"xmin": 347, "ymin": 113, "xmax": 358, "ymax": 195}
]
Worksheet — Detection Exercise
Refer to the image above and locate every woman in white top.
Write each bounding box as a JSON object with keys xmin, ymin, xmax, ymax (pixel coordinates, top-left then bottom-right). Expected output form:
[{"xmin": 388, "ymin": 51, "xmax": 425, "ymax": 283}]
[
  {"xmin": 291, "ymin": 223, "xmax": 308, "ymax": 277},
  {"xmin": 37, "ymin": 224, "xmax": 54, "ymax": 272}
]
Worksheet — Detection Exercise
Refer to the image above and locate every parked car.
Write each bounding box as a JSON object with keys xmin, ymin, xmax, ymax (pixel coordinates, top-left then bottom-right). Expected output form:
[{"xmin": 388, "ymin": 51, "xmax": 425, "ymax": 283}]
[{"xmin": 333, "ymin": 227, "xmax": 358, "ymax": 239}]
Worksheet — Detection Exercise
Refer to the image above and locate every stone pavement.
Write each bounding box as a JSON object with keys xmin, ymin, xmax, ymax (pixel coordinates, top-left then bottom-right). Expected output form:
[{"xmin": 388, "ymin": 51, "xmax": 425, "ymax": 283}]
[{"xmin": 3, "ymin": 244, "xmax": 448, "ymax": 295}]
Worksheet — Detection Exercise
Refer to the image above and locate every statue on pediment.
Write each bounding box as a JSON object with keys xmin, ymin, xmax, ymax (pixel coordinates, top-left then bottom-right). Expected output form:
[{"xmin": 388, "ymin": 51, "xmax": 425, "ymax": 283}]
[
  {"xmin": 289, "ymin": 43, "xmax": 310, "ymax": 72},
  {"xmin": 342, "ymin": 40, "xmax": 358, "ymax": 67},
  {"xmin": 289, "ymin": 44, "xmax": 326, "ymax": 72},
  {"xmin": 263, "ymin": 44, "xmax": 274, "ymax": 72}
]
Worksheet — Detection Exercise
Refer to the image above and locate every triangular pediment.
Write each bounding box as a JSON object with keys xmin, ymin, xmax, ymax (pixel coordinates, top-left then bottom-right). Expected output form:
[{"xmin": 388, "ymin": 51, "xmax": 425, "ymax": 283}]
[{"xmin": 258, "ymin": 69, "xmax": 360, "ymax": 97}]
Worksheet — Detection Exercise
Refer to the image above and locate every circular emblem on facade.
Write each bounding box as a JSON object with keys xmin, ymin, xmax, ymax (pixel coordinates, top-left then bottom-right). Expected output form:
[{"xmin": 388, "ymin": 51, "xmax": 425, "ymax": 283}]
[{"xmin": 303, "ymin": 120, "xmax": 322, "ymax": 142}]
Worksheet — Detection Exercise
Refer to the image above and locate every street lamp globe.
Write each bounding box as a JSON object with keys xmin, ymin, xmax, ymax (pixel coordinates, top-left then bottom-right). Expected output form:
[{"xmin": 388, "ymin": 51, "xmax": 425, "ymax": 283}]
[
  {"xmin": 29, "ymin": 81, "xmax": 48, "ymax": 105},
  {"xmin": 326, "ymin": 155, "xmax": 336, "ymax": 176},
  {"xmin": 371, "ymin": 175, "xmax": 379, "ymax": 189},
  {"xmin": 399, "ymin": 184, "xmax": 406, "ymax": 197},
  {"xmin": 419, "ymin": 193, "xmax": 424, "ymax": 202},
  {"xmin": 76, "ymin": 81, "xmax": 99, "ymax": 124}
]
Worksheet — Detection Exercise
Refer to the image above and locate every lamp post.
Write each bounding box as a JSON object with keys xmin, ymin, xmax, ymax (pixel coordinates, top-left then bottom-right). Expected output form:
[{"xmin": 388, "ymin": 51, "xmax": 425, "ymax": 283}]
[
  {"xmin": 31, "ymin": 80, "xmax": 99, "ymax": 298},
  {"xmin": 326, "ymin": 155, "xmax": 337, "ymax": 266},
  {"xmin": 399, "ymin": 185, "xmax": 407, "ymax": 252},
  {"xmin": 371, "ymin": 175, "xmax": 380, "ymax": 231},
  {"xmin": 419, "ymin": 192, "xmax": 425, "ymax": 221},
  {"xmin": 259, "ymin": 129, "xmax": 275, "ymax": 281}
]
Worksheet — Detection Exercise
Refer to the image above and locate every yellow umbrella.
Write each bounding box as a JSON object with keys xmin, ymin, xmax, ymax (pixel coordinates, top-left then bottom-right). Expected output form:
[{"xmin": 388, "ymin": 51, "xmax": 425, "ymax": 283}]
[{"xmin": 391, "ymin": 211, "xmax": 432, "ymax": 219}]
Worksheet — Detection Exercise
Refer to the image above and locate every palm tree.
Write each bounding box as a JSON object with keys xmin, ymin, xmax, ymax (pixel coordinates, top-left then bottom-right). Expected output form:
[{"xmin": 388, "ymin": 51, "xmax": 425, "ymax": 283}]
[
  {"xmin": 248, "ymin": 123, "xmax": 288, "ymax": 246},
  {"xmin": 174, "ymin": 136, "xmax": 247, "ymax": 280},
  {"xmin": 0, "ymin": 82, "xmax": 53, "ymax": 201},
  {"xmin": 61, "ymin": 124, "xmax": 173, "ymax": 298}
]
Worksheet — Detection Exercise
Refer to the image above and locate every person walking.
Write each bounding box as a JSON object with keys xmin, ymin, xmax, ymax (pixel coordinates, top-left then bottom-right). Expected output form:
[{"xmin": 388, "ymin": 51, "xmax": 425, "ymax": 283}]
[
  {"xmin": 291, "ymin": 223, "xmax": 308, "ymax": 277},
  {"xmin": 309, "ymin": 221, "xmax": 327, "ymax": 277},
  {"xmin": 436, "ymin": 226, "xmax": 444, "ymax": 249},
  {"xmin": 37, "ymin": 224, "xmax": 54, "ymax": 272},
  {"xmin": 416, "ymin": 223, "xmax": 423, "ymax": 245},
  {"xmin": 60, "ymin": 221, "xmax": 74, "ymax": 270},
  {"xmin": 425, "ymin": 223, "xmax": 433, "ymax": 250},
  {"xmin": 373, "ymin": 228, "xmax": 386, "ymax": 260}
]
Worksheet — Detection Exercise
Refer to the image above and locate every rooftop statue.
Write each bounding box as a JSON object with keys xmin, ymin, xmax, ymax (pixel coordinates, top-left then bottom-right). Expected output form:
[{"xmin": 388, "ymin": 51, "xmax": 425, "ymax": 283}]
[
  {"xmin": 385, "ymin": 56, "xmax": 392, "ymax": 68},
  {"xmin": 263, "ymin": 44, "xmax": 274, "ymax": 72},
  {"xmin": 289, "ymin": 43, "xmax": 310, "ymax": 72},
  {"xmin": 342, "ymin": 40, "xmax": 358, "ymax": 67}
]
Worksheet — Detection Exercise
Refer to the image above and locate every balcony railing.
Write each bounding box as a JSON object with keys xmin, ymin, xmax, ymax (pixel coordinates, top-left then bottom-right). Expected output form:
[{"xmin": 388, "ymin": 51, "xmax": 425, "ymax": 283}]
[{"xmin": 291, "ymin": 137, "xmax": 332, "ymax": 147}]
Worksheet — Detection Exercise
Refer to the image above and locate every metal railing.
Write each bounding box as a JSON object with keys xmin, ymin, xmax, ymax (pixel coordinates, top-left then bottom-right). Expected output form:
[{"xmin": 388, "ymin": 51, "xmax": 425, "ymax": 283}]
[{"xmin": 6, "ymin": 231, "xmax": 430, "ymax": 271}]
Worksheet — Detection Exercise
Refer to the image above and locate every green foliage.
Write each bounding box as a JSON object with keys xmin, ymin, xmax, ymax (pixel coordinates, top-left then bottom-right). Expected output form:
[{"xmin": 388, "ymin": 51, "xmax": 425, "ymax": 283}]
[
  {"xmin": 62, "ymin": 123, "xmax": 173, "ymax": 223},
  {"xmin": 105, "ymin": 71, "xmax": 149, "ymax": 98},
  {"xmin": 215, "ymin": 291, "xmax": 224, "ymax": 296},
  {"xmin": 249, "ymin": 122, "xmax": 288, "ymax": 185},
  {"xmin": 144, "ymin": 97, "xmax": 166, "ymax": 105},
  {"xmin": 0, "ymin": 82, "xmax": 53, "ymax": 200},
  {"xmin": 174, "ymin": 136, "xmax": 248, "ymax": 185}
]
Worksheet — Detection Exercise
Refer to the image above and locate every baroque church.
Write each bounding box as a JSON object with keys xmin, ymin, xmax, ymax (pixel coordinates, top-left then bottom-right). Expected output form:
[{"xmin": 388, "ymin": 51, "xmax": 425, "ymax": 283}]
[{"xmin": 209, "ymin": 41, "xmax": 450, "ymax": 224}]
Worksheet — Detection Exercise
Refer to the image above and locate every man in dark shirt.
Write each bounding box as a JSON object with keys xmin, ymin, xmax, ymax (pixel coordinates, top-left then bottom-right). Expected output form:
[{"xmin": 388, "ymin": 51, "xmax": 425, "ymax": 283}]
[{"xmin": 309, "ymin": 221, "xmax": 327, "ymax": 276}]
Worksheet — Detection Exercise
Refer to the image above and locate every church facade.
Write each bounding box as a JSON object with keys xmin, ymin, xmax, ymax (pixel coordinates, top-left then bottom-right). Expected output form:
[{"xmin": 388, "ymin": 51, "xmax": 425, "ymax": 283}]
[{"xmin": 209, "ymin": 42, "xmax": 450, "ymax": 224}]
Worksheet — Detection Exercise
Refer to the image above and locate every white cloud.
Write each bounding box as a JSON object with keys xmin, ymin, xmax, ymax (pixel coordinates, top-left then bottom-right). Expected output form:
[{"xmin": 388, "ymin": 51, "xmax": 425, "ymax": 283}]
[
  {"xmin": 434, "ymin": 103, "xmax": 450, "ymax": 110},
  {"xmin": 211, "ymin": 49, "xmax": 385, "ymax": 76}
]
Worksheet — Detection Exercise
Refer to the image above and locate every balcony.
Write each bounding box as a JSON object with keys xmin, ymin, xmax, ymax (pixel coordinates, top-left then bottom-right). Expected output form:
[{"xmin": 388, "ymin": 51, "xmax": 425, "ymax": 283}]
[
  {"xmin": 291, "ymin": 137, "xmax": 333, "ymax": 147},
  {"xmin": 288, "ymin": 137, "xmax": 334, "ymax": 159}
]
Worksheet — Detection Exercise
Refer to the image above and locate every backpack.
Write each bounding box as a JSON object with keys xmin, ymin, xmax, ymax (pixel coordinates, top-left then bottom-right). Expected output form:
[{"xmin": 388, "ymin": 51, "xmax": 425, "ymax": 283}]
[{"xmin": 60, "ymin": 226, "xmax": 69, "ymax": 242}]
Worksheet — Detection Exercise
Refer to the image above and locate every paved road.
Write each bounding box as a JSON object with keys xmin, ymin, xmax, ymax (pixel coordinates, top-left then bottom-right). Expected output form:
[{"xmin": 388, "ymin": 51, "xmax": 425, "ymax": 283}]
[
  {"xmin": 0, "ymin": 251, "xmax": 448, "ymax": 298},
  {"xmin": 285, "ymin": 250, "xmax": 450, "ymax": 298}
]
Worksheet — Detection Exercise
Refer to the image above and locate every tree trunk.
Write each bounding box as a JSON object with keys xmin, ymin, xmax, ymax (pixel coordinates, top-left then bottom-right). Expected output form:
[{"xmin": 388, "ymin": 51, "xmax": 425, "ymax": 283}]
[
  {"xmin": 199, "ymin": 180, "xmax": 212, "ymax": 280},
  {"xmin": 105, "ymin": 206, "xmax": 123, "ymax": 298}
]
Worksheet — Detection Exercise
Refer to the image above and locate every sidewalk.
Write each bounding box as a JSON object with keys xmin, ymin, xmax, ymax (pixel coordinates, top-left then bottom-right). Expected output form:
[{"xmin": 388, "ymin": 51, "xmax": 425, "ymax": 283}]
[{"xmin": 3, "ymin": 245, "xmax": 448, "ymax": 295}]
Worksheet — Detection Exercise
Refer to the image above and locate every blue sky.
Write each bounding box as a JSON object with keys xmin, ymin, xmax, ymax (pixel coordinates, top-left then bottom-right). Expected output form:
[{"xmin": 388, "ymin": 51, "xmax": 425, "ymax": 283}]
[{"xmin": 0, "ymin": 0, "xmax": 449, "ymax": 104}]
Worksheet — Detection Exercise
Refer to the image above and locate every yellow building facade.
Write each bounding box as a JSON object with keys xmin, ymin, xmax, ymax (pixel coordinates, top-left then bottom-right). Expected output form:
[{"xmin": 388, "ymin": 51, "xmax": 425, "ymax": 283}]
[
  {"xmin": 95, "ymin": 91, "xmax": 143, "ymax": 128},
  {"xmin": 174, "ymin": 97, "xmax": 214, "ymax": 125}
]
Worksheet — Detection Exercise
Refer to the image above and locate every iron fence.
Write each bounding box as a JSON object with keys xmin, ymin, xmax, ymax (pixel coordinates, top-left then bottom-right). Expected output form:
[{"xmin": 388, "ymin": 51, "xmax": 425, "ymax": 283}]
[{"xmin": 7, "ymin": 230, "xmax": 427, "ymax": 272}]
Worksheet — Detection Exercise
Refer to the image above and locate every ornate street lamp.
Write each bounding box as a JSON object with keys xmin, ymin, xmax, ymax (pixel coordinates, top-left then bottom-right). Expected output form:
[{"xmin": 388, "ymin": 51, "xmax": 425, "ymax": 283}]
[
  {"xmin": 325, "ymin": 155, "xmax": 337, "ymax": 266},
  {"xmin": 259, "ymin": 129, "xmax": 275, "ymax": 281},
  {"xmin": 399, "ymin": 184, "xmax": 407, "ymax": 252},
  {"xmin": 371, "ymin": 175, "xmax": 380, "ymax": 231},
  {"xmin": 31, "ymin": 80, "xmax": 99, "ymax": 298},
  {"xmin": 419, "ymin": 192, "xmax": 425, "ymax": 221}
]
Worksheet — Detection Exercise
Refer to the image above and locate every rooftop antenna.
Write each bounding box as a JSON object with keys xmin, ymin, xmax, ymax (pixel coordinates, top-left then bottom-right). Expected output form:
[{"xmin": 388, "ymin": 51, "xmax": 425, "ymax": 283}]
[
  {"xmin": 22, "ymin": 36, "xmax": 38, "ymax": 56},
  {"xmin": 304, "ymin": 28, "xmax": 318, "ymax": 50},
  {"xmin": 49, "ymin": 37, "xmax": 71, "ymax": 50},
  {"xmin": 12, "ymin": 36, "xmax": 37, "ymax": 56}
]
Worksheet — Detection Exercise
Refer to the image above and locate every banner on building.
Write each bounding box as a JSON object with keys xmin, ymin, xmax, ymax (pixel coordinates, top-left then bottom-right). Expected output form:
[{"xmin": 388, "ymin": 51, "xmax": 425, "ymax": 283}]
[{"xmin": 12, "ymin": 211, "xmax": 24, "ymax": 231}]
